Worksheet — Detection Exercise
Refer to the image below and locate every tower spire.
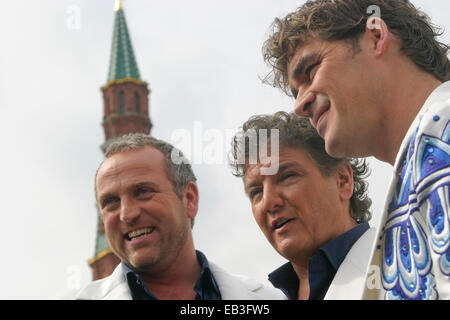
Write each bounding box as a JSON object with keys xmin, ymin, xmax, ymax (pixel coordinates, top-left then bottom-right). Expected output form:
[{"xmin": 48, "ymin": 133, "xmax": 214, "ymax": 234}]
[
  {"xmin": 89, "ymin": 1, "xmax": 152, "ymax": 281},
  {"xmin": 107, "ymin": 1, "xmax": 141, "ymax": 82},
  {"xmin": 115, "ymin": 0, "xmax": 123, "ymax": 11}
]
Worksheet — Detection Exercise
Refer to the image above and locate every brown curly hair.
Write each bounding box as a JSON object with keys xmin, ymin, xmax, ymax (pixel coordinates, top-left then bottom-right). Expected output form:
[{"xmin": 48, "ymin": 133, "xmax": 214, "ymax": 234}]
[
  {"xmin": 230, "ymin": 111, "xmax": 372, "ymax": 223},
  {"xmin": 263, "ymin": 0, "xmax": 450, "ymax": 96}
]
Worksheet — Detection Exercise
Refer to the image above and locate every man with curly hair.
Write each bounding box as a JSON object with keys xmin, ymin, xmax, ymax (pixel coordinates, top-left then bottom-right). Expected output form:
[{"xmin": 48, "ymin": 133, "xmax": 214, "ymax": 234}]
[
  {"xmin": 262, "ymin": 0, "xmax": 450, "ymax": 299},
  {"xmin": 230, "ymin": 111, "xmax": 375, "ymax": 299}
]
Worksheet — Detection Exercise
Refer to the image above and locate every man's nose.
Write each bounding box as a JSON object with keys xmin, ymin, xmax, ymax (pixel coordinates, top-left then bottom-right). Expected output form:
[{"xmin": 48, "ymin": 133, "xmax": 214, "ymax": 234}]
[
  {"xmin": 261, "ymin": 185, "xmax": 284, "ymax": 215},
  {"xmin": 120, "ymin": 197, "xmax": 140, "ymax": 224},
  {"xmin": 294, "ymin": 90, "xmax": 316, "ymax": 118}
]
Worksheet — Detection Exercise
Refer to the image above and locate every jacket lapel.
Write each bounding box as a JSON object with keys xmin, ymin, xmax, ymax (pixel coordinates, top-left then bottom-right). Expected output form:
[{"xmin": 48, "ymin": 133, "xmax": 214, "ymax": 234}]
[
  {"xmin": 324, "ymin": 227, "xmax": 377, "ymax": 300},
  {"xmin": 209, "ymin": 261, "xmax": 265, "ymax": 299},
  {"xmin": 76, "ymin": 263, "xmax": 132, "ymax": 300}
]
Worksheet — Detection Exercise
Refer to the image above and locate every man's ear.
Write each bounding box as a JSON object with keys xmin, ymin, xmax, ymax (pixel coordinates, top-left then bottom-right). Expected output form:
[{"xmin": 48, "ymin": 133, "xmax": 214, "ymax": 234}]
[
  {"xmin": 364, "ymin": 17, "xmax": 390, "ymax": 58},
  {"xmin": 182, "ymin": 181, "xmax": 199, "ymax": 221},
  {"xmin": 336, "ymin": 162, "xmax": 354, "ymax": 202}
]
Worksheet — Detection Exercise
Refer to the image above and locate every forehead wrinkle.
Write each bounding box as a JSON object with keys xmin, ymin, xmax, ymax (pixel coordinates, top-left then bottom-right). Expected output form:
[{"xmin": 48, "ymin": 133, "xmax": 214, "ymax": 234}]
[
  {"xmin": 95, "ymin": 147, "xmax": 170, "ymax": 202},
  {"xmin": 244, "ymin": 160, "xmax": 286, "ymax": 192},
  {"xmin": 288, "ymin": 39, "xmax": 331, "ymax": 86},
  {"xmin": 96, "ymin": 158, "xmax": 157, "ymax": 197},
  {"xmin": 96, "ymin": 170, "xmax": 122, "ymax": 201}
]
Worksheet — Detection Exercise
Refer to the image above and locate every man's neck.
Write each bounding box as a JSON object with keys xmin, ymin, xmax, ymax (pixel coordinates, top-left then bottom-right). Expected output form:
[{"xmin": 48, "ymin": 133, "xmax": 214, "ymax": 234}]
[
  {"xmin": 291, "ymin": 261, "xmax": 309, "ymax": 300},
  {"xmin": 374, "ymin": 72, "xmax": 442, "ymax": 165},
  {"xmin": 138, "ymin": 248, "xmax": 202, "ymax": 300}
]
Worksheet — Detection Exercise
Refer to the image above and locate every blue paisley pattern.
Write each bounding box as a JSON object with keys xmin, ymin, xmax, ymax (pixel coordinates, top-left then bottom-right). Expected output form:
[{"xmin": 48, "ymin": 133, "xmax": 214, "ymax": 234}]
[{"xmin": 382, "ymin": 118, "xmax": 450, "ymax": 299}]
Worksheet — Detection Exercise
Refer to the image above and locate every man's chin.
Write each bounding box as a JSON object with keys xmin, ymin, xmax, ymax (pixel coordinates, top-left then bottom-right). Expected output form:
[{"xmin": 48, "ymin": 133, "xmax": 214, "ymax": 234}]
[
  {"xmin": 276, "ymin": 241, "xmax": 300, "ymax": 260},
  {"xmin": 126, "ymin": 253, "xmax": 160, "ymax": 271},
  {"xmin": 129, "ymin": 259, "xmax": 159, "ymax": 273},
  {"xmin": 324, "ymin": 135, "xmax": 347, "ymax": 159}
]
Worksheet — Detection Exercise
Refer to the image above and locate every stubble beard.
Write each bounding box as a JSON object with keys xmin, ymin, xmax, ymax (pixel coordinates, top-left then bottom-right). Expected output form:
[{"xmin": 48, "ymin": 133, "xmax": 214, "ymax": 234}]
[{"xmin": 132, "ymin": 220, "xmax": 191, "ymax": 275}]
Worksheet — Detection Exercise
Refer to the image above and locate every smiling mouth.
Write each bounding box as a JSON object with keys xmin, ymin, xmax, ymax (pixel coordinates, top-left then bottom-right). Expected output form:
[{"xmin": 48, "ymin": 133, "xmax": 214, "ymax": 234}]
[
  {"xmin": 313, "ymin": 105, "xmax": 330, "ymax": 128},
  {"xmin": 125, "ymin": 227, "xmax": 155, "ymax": 241},
  {"xmin": 273, "ymin": 218, "xmax": 294, "ymax": 231}
]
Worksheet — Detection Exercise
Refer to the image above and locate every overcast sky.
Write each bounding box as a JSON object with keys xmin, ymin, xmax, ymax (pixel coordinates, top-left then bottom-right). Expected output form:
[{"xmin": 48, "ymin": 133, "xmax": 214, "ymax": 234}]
[{"xmin": 0, "ymin": 0, "xmax": 449, "ymax": 299}]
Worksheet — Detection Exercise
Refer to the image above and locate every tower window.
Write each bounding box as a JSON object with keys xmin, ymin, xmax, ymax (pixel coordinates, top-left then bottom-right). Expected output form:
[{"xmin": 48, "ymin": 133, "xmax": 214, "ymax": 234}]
[
  {"xmin": 105, "ymin": 96, "xmax": 110, "ymax": 116},
  {"xmin": 135, "ymin": 91, "xmax": 140, "ymax": 113},
  {"xmin": 119, "ymin": 91, "xmax": 125, "ymax": 114}
]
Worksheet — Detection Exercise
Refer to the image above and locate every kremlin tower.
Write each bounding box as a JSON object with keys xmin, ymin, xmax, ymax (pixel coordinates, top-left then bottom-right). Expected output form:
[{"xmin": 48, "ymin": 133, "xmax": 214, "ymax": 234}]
[{"xmin": 88, "ymin": 0, "xmax": 152, "ymax": 280}]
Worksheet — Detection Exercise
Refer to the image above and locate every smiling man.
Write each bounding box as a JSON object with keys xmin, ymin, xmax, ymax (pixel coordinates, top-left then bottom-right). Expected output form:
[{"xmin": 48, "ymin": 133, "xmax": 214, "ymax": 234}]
[
  {"xmin": 262, "ymin": 0, "xmax": 450, "ymax": 300},
  {"xmin": 230, "ymin": 112, "xmax": 376, "ymax": 299},
  {"xmin": 76, "ymin": 133, "xmax": 286, "ymax": 300}
]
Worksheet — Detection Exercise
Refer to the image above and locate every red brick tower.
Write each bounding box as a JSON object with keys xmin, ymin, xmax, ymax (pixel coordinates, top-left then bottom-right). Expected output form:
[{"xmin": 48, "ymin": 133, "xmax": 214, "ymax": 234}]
[{"xmin": 88, "ymin": 0, "xmax": 152, "ymax": 280}]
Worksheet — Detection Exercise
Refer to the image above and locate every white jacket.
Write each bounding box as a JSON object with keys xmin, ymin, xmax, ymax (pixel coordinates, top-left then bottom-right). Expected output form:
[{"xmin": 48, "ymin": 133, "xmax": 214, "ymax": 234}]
[
  {"xmin": 325, "ymin": 227, "xmax": 377, "ymax": 300},
  {"xmin": 75, "ymin": 262, "xmax": 287, "ymax": 300}
]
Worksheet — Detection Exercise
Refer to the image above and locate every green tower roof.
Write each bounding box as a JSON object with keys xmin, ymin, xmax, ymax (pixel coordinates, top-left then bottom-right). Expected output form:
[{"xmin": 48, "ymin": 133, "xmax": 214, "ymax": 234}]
[{"xmin": 107, "ymin": 2, "xmax": 141, "ymax": 82}]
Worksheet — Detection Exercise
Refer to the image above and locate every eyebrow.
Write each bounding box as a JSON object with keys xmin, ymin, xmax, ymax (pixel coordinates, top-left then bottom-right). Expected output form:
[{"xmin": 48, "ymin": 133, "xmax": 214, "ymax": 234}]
[
  {"xmin": 98, "ymin": 181, "xmax": 160, "ymax": 203},
  {"xmin": 289, "ymin": 52, "xmax": 322, "ymax": 96},
  {"xmin": 278, "ymin": 161, "xmax": 298, "ymax": 173},
  {"xmin": 244, "ymin": 178, "xmax": 260, "ymax": 195},
  {"xmin": 244, "ymin": 162, "xmax": 300, "ymax": 192},
  {"xmin": 133, "ymin": 181, "xmax": 160, "ymax": 190},
  {"xmin": 97, "ymin": 191, "xmax": 117, "ymax": 208}
]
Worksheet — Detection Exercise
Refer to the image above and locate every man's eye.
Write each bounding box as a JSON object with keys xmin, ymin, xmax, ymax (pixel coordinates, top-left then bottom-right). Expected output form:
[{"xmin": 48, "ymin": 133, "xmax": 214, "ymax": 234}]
[
  {"xmin": 281, "ymin": 173, "xmax": 297, "ymax": 181},
  {"xmin": 136, "ymin": 188, "xmax": 153, "ymax": 197},
  {"xmin": 102, "ymin": 197, "xmax": 118, "ymax": 209},
  {"xmin": 305, "ymin": 63, "xmax": 320, "ymax": 80},
  {"xmin": 249, "ymin": 189, "xmax": 262, "ymax": 199}
]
